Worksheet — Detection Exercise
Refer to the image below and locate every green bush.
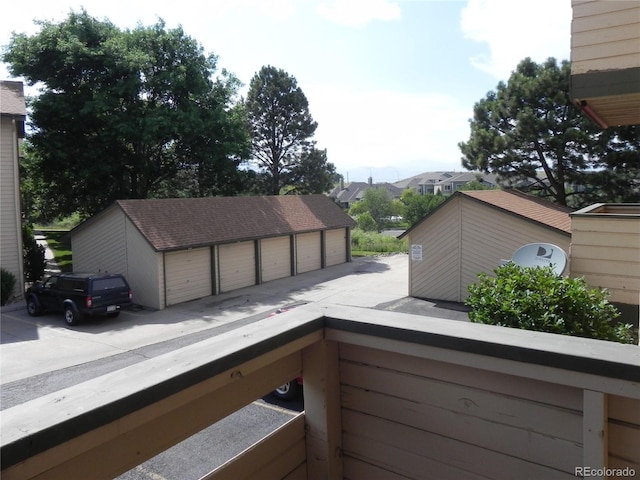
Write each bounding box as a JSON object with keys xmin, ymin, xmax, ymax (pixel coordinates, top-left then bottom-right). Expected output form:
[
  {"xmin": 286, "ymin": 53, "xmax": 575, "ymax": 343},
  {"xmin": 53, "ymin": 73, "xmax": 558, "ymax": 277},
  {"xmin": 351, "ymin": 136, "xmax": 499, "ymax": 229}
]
[
  {"xmin": 1, "ymin": 268, "xmax": 17, "ymax": 306},
  {"xmin": 355, "ymin": 212, "xmax": 377, "ymax": 232},
  {"xmin": 23, "ymin": 224, "xmax": 46, "ymax": 282},
  {"xmin": 465, "ymin": 263, "xmax": 635, "ymax": 344},
  {"xmin": 351, "ymin": 229, "xmax": 408, "ymax": 255}
]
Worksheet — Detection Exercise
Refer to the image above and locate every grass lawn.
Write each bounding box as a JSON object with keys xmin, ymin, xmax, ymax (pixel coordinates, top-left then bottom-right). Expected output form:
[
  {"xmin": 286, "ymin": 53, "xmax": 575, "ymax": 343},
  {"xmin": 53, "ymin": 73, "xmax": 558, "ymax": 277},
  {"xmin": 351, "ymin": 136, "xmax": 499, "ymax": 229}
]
[{"xmin": 39, "ymin": 229, "xmax": 73, "ymax": 272}]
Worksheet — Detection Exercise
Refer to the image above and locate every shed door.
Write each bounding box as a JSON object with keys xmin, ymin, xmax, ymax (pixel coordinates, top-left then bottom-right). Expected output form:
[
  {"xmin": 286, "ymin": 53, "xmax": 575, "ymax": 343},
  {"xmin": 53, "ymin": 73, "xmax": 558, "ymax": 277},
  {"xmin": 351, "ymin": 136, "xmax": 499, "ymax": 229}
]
[
  {"xmin": 261, "ymin": 236, "xmax": 291, "ymax": 282},
  {"xmin": 165, "ymin": 247, "xmax": 212, "ymax": 306},
  {"xmin": 219, "ymin": 241, "xmax": 256, "ymax": 292},
  {"xmin": 296, "ymin": 232, "xmax": 322, "ymax": 274},
  {"xmin": 325, "ymin": 228, "xmax": 347, "ymax": 267}
]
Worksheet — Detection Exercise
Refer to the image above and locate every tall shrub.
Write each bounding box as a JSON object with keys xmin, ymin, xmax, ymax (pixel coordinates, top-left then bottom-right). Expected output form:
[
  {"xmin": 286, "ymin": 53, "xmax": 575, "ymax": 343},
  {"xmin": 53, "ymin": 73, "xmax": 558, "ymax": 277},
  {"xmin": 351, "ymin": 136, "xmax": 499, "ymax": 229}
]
[
  {"xmin": 465, "ymin": 263, "xmax": 635, "ymax": 344},
  {"xmin": 23, "ymin": 224, "xmax": 46, "ymax": 282},
  {"xmin": 1, "ymin": 268, "xmax": 17, "ymax": 306}
]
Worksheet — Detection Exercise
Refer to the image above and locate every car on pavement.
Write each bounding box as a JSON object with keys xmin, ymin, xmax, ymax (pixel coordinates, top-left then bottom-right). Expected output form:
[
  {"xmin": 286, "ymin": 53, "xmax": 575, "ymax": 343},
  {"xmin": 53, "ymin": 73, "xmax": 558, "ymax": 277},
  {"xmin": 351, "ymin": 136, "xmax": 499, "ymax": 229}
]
[
  {"xmin": 268, "ymin": 304, "xmax": 305, "ymax": 400},
  {"xmin": 26, "ymin": 272, "xmax": 133, "ymax": 326}
]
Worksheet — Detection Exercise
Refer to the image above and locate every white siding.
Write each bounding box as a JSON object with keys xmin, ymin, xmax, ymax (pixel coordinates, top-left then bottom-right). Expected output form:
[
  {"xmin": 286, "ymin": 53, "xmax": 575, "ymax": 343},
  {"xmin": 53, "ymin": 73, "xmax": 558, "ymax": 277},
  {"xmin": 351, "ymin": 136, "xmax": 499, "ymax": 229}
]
[
  {"xmin": 0, "ymin": 116, "xmax": 24, "ymax": 298},
  {"xmin": 219, "ymin": 241, "xmax": 256, "ymax": 292},
  {"xmin": 296, "ymin": 232, "xmax": 322, "ymax": 274},
  {"xmin": 72, "ymin": 207, "xmax": 127, "ymax": 275},
  {"xmin": 325, "ymin": 228, "xmax": 347, "ymax": 267},
  {"xmin": 260, "ymin": 236, "xmax": 291, "ymax": 283},
  {"xmin": 165, "ymin": 247, "xmax": 212, "ymax": 306},
  {"xmin": 408, "ymin": 197, "xmax": 571, "ymax": 303},
  {"xmin": 124, "ymin": 217, "xmax": 162, "ymax": 310},
  {"xmin": 571, "ymin": 0, "xmax": 640, "ymax": 74}
]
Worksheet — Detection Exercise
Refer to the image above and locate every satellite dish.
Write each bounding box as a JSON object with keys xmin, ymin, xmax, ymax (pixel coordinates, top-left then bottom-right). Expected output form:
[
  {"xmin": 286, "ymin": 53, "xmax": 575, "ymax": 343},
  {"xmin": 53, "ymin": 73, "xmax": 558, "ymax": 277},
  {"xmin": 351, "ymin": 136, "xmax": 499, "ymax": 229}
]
[{"xmin": 511, "ymin": 243, "xmax": 568, "ymax": 275}]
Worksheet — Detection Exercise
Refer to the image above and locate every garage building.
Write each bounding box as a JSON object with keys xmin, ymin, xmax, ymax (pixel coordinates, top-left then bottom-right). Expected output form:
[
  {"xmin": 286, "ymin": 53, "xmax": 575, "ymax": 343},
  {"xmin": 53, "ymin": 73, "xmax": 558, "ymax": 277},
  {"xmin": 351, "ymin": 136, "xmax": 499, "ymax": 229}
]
[
  {"xmin": 69, "ymin": 195, "xmax": 355, "ymax": 309},
  {"xmin": 400, "ymin": 190, "xmax": 573, "ymax": 303}
]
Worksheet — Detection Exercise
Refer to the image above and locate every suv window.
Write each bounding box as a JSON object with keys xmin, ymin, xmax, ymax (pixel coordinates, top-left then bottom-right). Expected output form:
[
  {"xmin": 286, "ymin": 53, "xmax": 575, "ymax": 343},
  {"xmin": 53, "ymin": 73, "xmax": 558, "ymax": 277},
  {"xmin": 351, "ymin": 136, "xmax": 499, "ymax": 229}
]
[
  {"xmin": 58, "ymin": 278, "xmax": 86, "ymax": 293},
  {"xmin": 93, "ymin": 277, "xmax": 127, "ymax": 291}
]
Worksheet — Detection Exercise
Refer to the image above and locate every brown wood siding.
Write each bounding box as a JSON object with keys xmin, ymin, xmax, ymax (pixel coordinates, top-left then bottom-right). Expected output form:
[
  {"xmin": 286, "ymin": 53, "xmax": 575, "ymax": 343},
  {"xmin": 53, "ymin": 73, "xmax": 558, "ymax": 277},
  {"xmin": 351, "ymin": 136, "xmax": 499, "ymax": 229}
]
[
  {"xmin": 260, "ymin": 236, "xmax": 292, "ymax": 283},
  {"xmin": 408, "ymin": 198, "xmax": 461, "ymax": 301},
  {"xmin": 571, "ymin": 0, "xmax": 640, "ymax": 74},
  {"xmin": 408, "ymin": 196, "xmax": 570, "ymax": 303},
  {"xmin": 165, "ymin": 247, "xmax": 212, "ymax": 306},
  {"xmin": 124, "ymin": 217, "xmax": 162, "ymax": 309},
  {"xmin": 459, "ymin": 199, "xmax": 571, "ymax": 302},
  {"xmin": 72, "ymin": 208, "xmax": 127, "ymax": 275},
  {"xmin": 325, "ymin": 228, "xmax": 347, "ymax": 267},
  {"xmin": 609, "ymin": 395, "xmax": 640, "ymax": 470},
  {"xmin": 219, "ymin": 241, "xmax": 256, "ymax": 292},
  {"xmin": 570, "ymin": 216, "xmax": 640, "ymax": 305},
  {"xmin": 339, "ymin": 343, "xmax": 582, "ymax": 479},
  {"xmin": 296, "ymin": 232, "xmax": 322, "ymax": 274},
  {"xmin": 0, "ymin": 116, "xmax": 23, "ymax": 297}
]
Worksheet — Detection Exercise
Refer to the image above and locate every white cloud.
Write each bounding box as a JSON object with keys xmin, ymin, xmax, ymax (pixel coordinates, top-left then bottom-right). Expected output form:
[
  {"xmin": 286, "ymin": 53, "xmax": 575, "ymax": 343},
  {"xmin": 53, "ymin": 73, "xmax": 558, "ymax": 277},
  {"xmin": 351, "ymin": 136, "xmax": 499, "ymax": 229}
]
[
  {"xmin": 317, "ymin": 0, "xmax": 401, "ymax": 27},
  {"xmin": 460, "ymin": 0, "xmax": 571, "ymax": 80},
  {"xmin": 305, "ymin": 84, "xmax": 470, "ymax": 179}
]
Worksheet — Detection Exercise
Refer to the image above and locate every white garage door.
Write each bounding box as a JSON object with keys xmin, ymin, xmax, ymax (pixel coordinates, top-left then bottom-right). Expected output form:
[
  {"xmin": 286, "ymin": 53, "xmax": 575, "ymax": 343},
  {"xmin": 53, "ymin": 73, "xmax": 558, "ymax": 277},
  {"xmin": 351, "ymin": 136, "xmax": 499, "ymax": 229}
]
[
  {"xmin": 325, "ymin": 228, "xmax": 347, "ymax": 267},
  {"xmin": 296, "ymin": 232, "xmax": 322, "ymax": 274},
  {"xmin": 261, "ymin": 236, "xmax": 291, "ymax": 282},
  {"xmin": 219, "ymin": 241, "xmax": 256, "ymax": 292},
  {"xmin": 165, "ymin": 247, "xmax": 212, "ymax": 306}
]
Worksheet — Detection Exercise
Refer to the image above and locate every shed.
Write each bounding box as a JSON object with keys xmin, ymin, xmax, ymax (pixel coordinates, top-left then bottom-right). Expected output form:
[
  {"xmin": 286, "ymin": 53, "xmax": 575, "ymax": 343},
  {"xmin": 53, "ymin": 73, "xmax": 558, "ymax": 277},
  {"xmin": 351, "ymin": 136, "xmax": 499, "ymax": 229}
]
[
  {"xmin": 400, "ymin": 190, "xmax": 573, "ymax": 303},
  {"xmin": 69, "ymin": 195, "xmax": 355, "ymax": 309}
]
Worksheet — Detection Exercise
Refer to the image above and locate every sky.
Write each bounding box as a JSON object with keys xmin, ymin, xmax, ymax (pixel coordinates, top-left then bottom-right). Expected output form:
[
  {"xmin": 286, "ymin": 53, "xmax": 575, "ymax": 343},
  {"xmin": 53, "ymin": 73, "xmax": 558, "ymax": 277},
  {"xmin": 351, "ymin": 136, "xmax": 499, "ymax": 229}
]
[{"xmin": 0, "ymin": 0, "xmax": 572, "ymax": 183}]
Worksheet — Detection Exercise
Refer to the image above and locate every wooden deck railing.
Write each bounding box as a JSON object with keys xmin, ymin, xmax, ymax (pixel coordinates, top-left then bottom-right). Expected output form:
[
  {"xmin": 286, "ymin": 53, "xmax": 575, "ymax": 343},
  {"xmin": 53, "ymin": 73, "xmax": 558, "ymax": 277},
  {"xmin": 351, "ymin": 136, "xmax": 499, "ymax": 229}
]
[{"xmin": 2, "ymin": 304, "xmax": 639, "ymax": 479}]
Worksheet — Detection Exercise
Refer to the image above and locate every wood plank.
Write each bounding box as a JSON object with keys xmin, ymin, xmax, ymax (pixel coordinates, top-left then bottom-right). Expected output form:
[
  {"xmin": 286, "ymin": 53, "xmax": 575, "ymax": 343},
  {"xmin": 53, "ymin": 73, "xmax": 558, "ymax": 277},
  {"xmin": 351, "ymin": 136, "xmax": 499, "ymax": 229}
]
[
  {"xmin": 572, "ymin": 8, "xmax": 640, "ymax": 33},
  {"xmin": 570, "ymin": 230, "xmax": 640, "ymax": 248},
  {"xmin": 340, "ymin": 343, "xmax": 583, "ymax": 410},
  {"xmin": 340, "ymin": 361, "xmax": 582, "ymax": 442},
  {"xmin": 570, "ymin": 244, "xmax": 638, "ymax": 263},
  {"xmin": 282, "ymin": 462, "xmax": 307, "ymax": 480},
  {"xmin": 201, "ymin": 413, "xmax": 305, "ymax": 480},
  {"xmin": 583, "ymin": 391, "xmax": 608, "ymax": 471},
  {"xmin": 570, "ymin": 257, "xmax": 640, "ymax": 279},
  {"xmin": 343, "ymin": 457, "xmax": 413, "ymax": 480},
  {"xmin": 303, "ymin": 340, "xmax": 343, "ymax": 480},
  {"xmin": 572, "ymin": 23, "xmax": 640, "ymax": 48},
  {"xmin": 572, "ymin": 0, "xmax": 639, "ymax": 18},
  {"xmin": 341, "ymin": 385, "xmax": 582, "ymax": 472},
  {"xmin": 609, "ymin": 395, "xmax": 640, "ymax": 424},
  {"xmin": 609, "ymin": 422, "xmax": 640, "ymax": 464},
  {"xmin": 342, "ymin": 410, "xmax": 576, "ymax": 479}
]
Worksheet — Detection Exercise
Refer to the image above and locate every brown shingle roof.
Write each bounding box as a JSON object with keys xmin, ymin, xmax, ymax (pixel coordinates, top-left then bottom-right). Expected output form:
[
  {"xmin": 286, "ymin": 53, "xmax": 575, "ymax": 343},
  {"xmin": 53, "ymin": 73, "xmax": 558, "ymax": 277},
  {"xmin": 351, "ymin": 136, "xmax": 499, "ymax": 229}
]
[
  {"xmin": 115, "ymin": 195, "xmax": 355, "ymax": 251},
  {"xmin": 460, "ymin": 190, "xmax": 573, "ymax": 233},
  {"xmin": 0, "ymin": 81, "xmax": 26, "ymax": 117}
]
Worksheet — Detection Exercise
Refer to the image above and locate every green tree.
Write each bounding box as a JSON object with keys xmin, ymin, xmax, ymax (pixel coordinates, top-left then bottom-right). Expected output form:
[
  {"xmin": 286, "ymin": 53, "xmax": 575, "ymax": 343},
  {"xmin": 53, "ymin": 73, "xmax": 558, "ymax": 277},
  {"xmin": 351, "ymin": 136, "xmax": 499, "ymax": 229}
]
[
  {"xmin": 459, "ymin": 57, "xmax": 639, "ymax": 208},
  {"xmin": 3, "ymin": 10, "xmax": 248, "ymax": 218},
  {"xmin": 399, "ymin": 190, "xmax": 446, "ymax": 227},
  {"xmin": 287, "ymin": 148, "xmax": 339, "ymax": 194},
  {"xmin": 245, "ymin": 65, "xmax": 318, "ymax": 195},
  {"xmin": 349, "ymin": 188, "xmax": 393, "ymax": 232},
  {"xmin": 465, "ymin": 263, "xmax": 635, "ymax": 344}
]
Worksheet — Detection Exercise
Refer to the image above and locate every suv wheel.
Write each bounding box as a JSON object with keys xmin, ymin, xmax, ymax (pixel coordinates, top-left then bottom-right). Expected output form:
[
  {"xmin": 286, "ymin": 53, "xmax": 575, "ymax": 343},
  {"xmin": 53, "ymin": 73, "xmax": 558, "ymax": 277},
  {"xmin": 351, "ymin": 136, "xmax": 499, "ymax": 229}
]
[
  {"xmin": 274, "ymin": 380, "xmax": 299, "ymax": 400},
  {"xmin": 26, "ymin": 297, "xmax": 41, "ymax": 316},
  {"xmin": 64, "ymin": 306, "xmax": 81, "ymax": 326}
]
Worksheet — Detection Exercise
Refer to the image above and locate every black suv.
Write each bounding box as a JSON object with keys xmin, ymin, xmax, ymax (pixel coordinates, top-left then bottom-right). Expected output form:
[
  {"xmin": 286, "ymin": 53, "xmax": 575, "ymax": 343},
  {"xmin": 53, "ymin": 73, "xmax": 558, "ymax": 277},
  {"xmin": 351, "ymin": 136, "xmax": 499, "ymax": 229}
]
[{"xmin": 26, "ymin": 273, "xmax": 133, "ymax": 326}]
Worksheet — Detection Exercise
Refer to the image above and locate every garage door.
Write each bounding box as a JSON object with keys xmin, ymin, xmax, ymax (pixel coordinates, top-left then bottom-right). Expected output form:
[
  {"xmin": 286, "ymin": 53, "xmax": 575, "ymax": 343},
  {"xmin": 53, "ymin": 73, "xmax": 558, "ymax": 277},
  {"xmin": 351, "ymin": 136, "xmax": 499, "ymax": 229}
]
[
  {"xmin": 165, "ymin": 247, "xmax": 212, "ymax": 306},
  {"xmin": 296, "ymin": 232, "xmax": 322, "ymax": 274},
  {"xmin": 219, "ymin": 241, "xmax": 256, "ymax": 292},
  {"xmin": 325, "ymin": 228, "xmax": 347, "ymax": 267},
  {"xmin": 261, "ymin": 236, "xmax": 291, "ymax": 282}
]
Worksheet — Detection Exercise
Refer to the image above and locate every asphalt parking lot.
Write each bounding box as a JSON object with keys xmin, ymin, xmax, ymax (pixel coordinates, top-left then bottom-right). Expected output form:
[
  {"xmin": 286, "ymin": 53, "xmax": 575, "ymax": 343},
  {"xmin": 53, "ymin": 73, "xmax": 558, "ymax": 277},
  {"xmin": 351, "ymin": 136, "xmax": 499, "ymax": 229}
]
[{"xmin": 0, "ymin": 254, "xmax": 469, "ymax": 384}]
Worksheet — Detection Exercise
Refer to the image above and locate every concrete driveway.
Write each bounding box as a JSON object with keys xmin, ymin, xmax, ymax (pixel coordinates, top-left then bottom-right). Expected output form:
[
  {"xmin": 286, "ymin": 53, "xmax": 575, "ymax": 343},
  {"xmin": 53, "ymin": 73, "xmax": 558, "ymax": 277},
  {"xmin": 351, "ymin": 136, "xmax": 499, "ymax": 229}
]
[{"xmin": 0, "ymin": 254, "xmax": 469, "ymax": 384}]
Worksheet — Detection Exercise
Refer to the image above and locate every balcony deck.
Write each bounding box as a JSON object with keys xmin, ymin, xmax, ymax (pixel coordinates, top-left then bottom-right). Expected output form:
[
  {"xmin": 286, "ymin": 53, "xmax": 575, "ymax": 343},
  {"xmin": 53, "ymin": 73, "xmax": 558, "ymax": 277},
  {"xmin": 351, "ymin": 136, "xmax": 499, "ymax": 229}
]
[{"xmin": 2, "ymin": 304, "xmax": 639, "ymax": 479}]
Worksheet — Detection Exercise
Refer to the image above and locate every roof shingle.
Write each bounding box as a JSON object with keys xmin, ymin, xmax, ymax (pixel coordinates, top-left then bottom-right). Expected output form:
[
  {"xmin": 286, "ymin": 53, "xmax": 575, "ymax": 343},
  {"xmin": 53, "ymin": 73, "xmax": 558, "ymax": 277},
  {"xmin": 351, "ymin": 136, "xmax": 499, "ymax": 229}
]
[
  {"xmin": 115, "ymin": 195, "xmax": 355, "ymax": 251},
  {"xmin": 460, "ymin": 190, "xmax": 573, "ymax": 233}
]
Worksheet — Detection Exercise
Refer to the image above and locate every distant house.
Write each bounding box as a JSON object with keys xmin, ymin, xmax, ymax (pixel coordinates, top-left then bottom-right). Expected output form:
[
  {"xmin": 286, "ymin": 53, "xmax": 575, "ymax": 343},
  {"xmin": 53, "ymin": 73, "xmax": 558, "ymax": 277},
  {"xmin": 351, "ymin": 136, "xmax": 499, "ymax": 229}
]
[
  {"xmin": 394, "ymin": 171, "xmax": 498, "ymax": 196},
  {"xmin": 328, "ymin": 178, "xmax": 403, "ymax": 209},
  {"xmin": 0, "ymin": 81, "xmax": 26, "ymax": 302},
  {"xmin": 69, "ymin": 195, "xmax": 356, "ymax": 309},
  {"xmin": 400, "ymin": 190, "xmax": 572, "ymax": 303}
]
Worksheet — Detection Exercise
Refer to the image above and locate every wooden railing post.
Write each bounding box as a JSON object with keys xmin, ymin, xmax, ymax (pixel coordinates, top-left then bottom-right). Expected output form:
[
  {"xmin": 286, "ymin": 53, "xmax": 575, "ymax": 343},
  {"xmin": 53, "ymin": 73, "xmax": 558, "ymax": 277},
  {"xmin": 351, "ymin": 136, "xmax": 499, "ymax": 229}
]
[
  {"xmin": 303, "ymin": 339, "xmax": 343, "ymax": 480},
  {"xmin": 582, "ymin": 390, "xmax": 608, "ymax": 479}
]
